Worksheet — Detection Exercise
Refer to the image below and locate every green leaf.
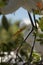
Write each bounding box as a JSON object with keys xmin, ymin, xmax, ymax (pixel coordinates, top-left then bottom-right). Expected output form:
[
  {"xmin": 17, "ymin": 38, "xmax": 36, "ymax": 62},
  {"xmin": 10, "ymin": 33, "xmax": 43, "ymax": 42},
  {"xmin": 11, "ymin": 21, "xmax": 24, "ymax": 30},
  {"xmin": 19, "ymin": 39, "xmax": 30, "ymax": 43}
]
[
  {"xmin": 33, "ymin": 9, "xmax": 40, "ymax": 14},
  {"xmin": 32, "ymin": 52, "xmax": 41, "ymax": 63},
  {"xmin": 2, "ymin": 15, "xmax": 10, "ymax": 31},
  {"xmin": 36, "ymin": 38, "xmax": 43, "ymax": 41},
  {"xmin": 40, "ymin": 41, "xmax": 43, "ymax": 45},
  {"xmin": 0, "ymin": 0, "xmax": 8, "ymax": 7},
  {"xmin": 0, "ymin": 1, "xmax": 7, "ymax": 7},
  {"xmin": 38, "ymin": 33, "xmax": 43, "ymax": 38},
  {"xmin": 39, "ymin": 18, "xmax": 43, "ymax": 31}
]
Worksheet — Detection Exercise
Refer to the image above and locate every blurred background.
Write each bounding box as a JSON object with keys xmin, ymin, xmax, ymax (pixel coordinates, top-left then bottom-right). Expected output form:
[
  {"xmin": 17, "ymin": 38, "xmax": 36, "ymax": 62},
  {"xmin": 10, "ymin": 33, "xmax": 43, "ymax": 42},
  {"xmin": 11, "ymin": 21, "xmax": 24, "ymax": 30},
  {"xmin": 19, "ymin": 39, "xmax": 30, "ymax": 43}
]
[{"xmin": 0, "ymin": 0, "xmax": 43, "ymax": 65}]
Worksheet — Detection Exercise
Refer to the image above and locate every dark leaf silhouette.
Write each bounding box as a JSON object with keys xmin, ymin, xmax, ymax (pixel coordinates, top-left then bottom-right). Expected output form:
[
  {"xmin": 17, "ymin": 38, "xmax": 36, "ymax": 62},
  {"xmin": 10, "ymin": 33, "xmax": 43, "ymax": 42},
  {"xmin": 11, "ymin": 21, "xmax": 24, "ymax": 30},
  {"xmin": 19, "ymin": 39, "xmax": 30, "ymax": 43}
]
[{"xmin": 2, "ymin": 15, "xmax": 10, "ymax": 31}]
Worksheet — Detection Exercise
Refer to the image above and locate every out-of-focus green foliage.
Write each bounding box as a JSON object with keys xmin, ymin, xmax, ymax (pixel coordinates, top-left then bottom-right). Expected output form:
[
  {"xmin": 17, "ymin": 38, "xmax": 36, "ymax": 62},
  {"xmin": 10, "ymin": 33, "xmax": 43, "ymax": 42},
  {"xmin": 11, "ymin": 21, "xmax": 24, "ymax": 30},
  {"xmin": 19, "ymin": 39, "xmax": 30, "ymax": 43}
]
[
  {"xmin": 32, "ymin": 52, "xmax": 41, "ymax": 63},
  {"xmin": 35, "ymin": 17, "xmax": 43, "ymax": 45},
  {"xmin": 38, "ymin": 17, "xmax": 43, "ymax": 31},
  {"xmin": 33, "ymin": 9, "xmax": 40, "ymax": 14},
  {"xmin": 0, "ymin": 63, "xmax": 10, "ymax": 65},
  {"xmin": 2, "ymin": 15, "xmax": 10, "ymax": 31},
  {"xmin": 0, "ymin": 0, "xmax": 8, "ymax": 7},
  {"xmin": 0, "ymin": 23, "xmax": 20, "ymax": 51},
  {"xmin": 20, "ymin": 48, "xmax": 41, "ymax": 63},
  {"xmin": 0, "ymin": 16, "xmax": 31, "ymax": 53},
  {"xmin": 0, "ymin": 19, "xmax": 19, "ymax": 44},
  {"xmin": 20, "ymin": 43, "xmax": 31, "ymax": 60},
  {"xmin": 0, "ymin": 8, "xmax": 43, "ymax": 64}
]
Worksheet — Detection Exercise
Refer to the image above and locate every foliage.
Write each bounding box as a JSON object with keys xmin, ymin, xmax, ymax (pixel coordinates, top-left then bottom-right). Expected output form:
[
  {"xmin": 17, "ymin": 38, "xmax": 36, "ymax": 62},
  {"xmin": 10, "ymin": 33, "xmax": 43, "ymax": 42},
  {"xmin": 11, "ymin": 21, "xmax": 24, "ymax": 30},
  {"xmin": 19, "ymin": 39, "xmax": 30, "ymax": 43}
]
[
  {"xmin": 32, "ymin": 52, "xmax": 41, "ymax": 63},
  {"xmin": 0, "ymin": 0, "xmax": 8, "ymax": 7},
  {"xmin": 0, "ymin": 2, "xmax": 43, "ymax": 64},
  {"xmin": 38, "ymin": 17, "xmax": 43, "ymax": 31},
  {"xmin": 2, "ymin": 15, "xmax": 10, "ymax": 31},
  {"xmin": 0, "ymin": 15, "xmax": 30, "ymax": 52},
  {"xmin": 35, "ymin": 17, "xmax": 43, "ymax": 45}
]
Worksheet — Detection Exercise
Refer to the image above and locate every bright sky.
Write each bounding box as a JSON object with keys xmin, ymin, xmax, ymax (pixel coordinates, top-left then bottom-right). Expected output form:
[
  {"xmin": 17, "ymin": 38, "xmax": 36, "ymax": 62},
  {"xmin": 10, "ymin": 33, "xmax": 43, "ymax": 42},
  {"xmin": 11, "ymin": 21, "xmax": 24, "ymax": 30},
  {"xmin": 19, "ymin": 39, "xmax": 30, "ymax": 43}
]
[{"xmin": 0, "ymin": 7, "xmax": 43, "ymax": 26}]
